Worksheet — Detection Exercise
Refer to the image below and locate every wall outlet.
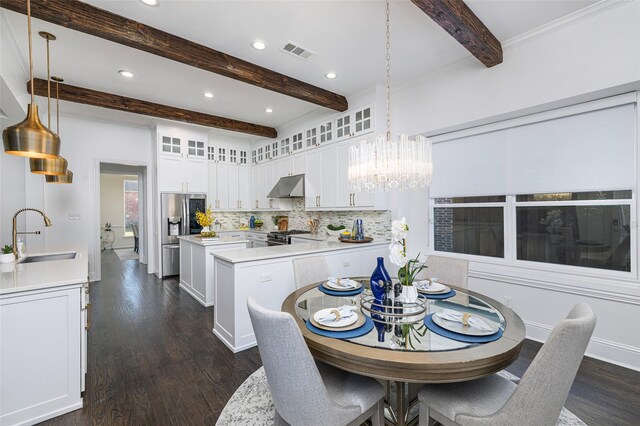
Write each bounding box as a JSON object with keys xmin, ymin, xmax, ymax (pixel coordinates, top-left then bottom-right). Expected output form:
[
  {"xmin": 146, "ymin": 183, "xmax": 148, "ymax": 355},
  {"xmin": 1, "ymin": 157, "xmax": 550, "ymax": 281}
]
[
  {"xmin": 261, "ymin": 272, "xmax": 272, "ymax": 282},
  {"xmin": 69, "ymin": 213, "xmax": 81, "ymax": 220},
  {"xmin": 342, "ymin": 260, "xmax": 350, "ymax": 267},
  {"xmin": 503, "ymin": 296, "xmax": 513, "ymax": 308}
]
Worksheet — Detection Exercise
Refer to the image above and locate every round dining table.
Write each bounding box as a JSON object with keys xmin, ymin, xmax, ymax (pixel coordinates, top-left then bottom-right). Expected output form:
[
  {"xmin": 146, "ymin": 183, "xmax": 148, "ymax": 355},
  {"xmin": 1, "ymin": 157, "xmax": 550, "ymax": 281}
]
[{"xmin": 281, "ymin": 278, "xmax": 526, "ymax": 426}]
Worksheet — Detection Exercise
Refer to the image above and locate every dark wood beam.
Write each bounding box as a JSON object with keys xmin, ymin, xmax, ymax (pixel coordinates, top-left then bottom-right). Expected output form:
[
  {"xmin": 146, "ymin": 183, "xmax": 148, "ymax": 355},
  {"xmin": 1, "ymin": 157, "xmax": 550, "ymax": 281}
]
[
  {"xmin": 3, "ymin": 0, "xmax": 348, "ymax": 112},
  {"xmin": 410, "ymin": 0, "xmax": 502, "ymax": 68},
  {"xmin": 28, "ymin": 78, "xmax": 277, "ymax": 138}
]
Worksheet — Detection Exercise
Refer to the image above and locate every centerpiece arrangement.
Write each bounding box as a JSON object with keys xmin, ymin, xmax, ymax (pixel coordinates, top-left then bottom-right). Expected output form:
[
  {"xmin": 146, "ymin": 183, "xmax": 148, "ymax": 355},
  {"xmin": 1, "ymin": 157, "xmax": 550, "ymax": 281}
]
[
  {"xmin": 195, "ymin": 205, "xmax": 217, "ymax": 238},
  {"xmin": 360, "ymin": 217, "xmax": 428, "ymax": 348}
]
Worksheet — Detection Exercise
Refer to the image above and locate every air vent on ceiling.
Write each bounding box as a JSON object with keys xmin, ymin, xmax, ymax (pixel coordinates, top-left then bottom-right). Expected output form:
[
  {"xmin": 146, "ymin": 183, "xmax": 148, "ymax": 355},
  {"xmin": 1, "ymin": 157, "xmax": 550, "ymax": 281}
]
[{"xmin": 281, "ymin": 41, "xmax": 315, "ymax": 60}]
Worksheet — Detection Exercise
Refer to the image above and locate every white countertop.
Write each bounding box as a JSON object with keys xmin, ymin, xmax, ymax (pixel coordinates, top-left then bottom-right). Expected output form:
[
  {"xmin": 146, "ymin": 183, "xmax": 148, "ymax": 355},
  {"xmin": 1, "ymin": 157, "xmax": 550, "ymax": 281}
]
[
  {"xmin": 212, "ymin": 239, "xmax": 389, "ymax": 263},
  {"xmin": 289, "ymin": 233, "xmax": 334, "ymax": 242},
  {"xmin": 0, "ymin": 245, "xmax": 89, "ymax": 295},
  {"xmin": 178, "ymin": 235, "xmax": 249, "ymax": 247},
  {"xmin": 215, "ymin": 228, "xmax": 272, "ymax": 234}
]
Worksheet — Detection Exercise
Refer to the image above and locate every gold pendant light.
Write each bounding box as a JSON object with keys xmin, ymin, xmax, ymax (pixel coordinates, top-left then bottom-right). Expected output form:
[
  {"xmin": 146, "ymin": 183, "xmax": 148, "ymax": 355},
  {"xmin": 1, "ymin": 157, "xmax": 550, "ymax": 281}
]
[
  {"xmin": 30, "ymin": 32, "xmax": 67, "ymax": 176},
  {"xmin": 2, "ymin": 0, "xmax": 60, "ymax": 159},
  {"xmin": 46, "ymin": 170, "xmax": 73, "ymax": 184},
  {"xmin": 45, "ymin": 77, "xmax": 73, "ymax": 184}
]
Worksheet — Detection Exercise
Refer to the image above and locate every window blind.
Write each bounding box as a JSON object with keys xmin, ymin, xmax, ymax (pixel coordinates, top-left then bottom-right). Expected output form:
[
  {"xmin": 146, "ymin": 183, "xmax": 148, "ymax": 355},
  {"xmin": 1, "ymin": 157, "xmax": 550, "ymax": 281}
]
[{"xmin": 429, "ymin": 101, "xmax": 637, "ymax": 198}]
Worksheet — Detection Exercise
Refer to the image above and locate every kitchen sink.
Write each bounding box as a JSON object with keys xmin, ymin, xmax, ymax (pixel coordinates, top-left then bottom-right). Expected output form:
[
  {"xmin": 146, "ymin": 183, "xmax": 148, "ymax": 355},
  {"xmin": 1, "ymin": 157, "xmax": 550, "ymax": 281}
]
[{"xmin": 19, "ymin": 252, "xmax": 77, "ymax": 263}]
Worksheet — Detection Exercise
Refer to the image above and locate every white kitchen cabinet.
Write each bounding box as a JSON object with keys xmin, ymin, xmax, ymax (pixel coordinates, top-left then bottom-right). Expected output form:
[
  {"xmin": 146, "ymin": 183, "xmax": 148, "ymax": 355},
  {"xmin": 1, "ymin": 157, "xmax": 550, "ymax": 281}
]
[
  {"xmin": 279, "ymin": 154, "xmax": 305, "ymax": 177},
  {"xmin": 335, "ymin": 141, "xmax": 375, "ymax": 208},
  {"xmin": 251, "ymin": 163, "xmax": 265, "ymax": 210},
  {"xmin": 1, "ymin": 284, "xmax": 85, "ymax": 425},
  {"xmin": 238, "ymin": 166, "xmax": 251, "ymax": 210},
  {"xmin": 209, "ymin": 159, "xmax": 251, "ymax": 211},
  {"xmin": 179, "ymin": 237, "xmax": 248, "ymax": 307},
  {"xmin": 291, "ymin": 132, "xmax": 304, "ymax": 153},
  {"xmin": 335, "ymin": 105, "xmax": 374, "ymax": 141},
  {"xmin": 305, "ymin": 148, "xmax": 337, "ymax": 209},
  {"xmin": 263, "ymin": 161, "xmax": 279, "ymax": 209},
  {"xmin": 158, "ymin": 135, "xmax": 208, "ymax": 193}
]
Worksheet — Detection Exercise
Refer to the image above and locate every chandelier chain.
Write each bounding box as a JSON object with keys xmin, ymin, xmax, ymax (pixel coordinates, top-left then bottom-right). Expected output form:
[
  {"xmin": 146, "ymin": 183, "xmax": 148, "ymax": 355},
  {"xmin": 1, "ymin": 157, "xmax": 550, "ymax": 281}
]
[{"xmin": 385, "ymin": 0, "xmax": 391, "ymax": 142}]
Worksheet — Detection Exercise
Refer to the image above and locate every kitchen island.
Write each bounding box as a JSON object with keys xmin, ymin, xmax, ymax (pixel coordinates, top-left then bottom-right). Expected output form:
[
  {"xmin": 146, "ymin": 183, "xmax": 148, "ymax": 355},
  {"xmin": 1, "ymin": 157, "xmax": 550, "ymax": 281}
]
[
  {"xmin": 212, "ymin": 239, "xmax": 391, "ymax": 352},
  {"xmin": 0, "ymin": 246, "xmax": 89, "ymax": 426},
  {"xmin": 178, "ymin": 235, "xmax": 248, "ymax": 306}
]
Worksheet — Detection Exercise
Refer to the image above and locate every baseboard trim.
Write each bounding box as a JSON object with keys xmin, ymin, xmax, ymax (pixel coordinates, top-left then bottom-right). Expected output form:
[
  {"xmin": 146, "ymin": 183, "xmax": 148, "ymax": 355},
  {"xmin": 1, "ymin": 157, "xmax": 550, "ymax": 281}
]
[{"xmin": 524, "ymin": 320, "xmax": 640, "ymax": 372}]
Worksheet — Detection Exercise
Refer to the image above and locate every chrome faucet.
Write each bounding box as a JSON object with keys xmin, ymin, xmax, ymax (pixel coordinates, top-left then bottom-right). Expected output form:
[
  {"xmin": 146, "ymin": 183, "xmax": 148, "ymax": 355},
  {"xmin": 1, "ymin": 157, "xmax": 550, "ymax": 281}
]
[{"xmin": 12, "ymin": 208, "xmax": 53, "ymax": 258}]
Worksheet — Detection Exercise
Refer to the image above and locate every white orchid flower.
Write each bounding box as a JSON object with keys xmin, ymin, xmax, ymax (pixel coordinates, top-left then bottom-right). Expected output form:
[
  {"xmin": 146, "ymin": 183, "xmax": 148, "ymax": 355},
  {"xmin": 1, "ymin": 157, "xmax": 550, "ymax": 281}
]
[
  {"xmin": 389, "ymin": 241, "xmax": 408, "ymax": 268},
  {"xmin": 391, "ymin": 217, "xmax": 409, "ymax": 241}
]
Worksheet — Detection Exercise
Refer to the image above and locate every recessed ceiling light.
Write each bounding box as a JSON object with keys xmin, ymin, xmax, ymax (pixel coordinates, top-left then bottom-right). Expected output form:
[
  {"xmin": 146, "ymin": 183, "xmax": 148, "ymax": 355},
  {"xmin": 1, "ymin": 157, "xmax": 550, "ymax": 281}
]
[
  {"xmin": 252, "ymin": 40, "xmax": 267, "ymax": 51},
  {"xmin": 119, "ymin": 70, "xmax": 134, "ymax": 78},
  {"xmin": 204, "ymin": 92, "xmax": 214, "ymax": 99},
  {"xmin": 265, "ymin": 108, "xmax": 273, "ymax": 113},
  {"xmin": 325, "ymin": 72, "xmax": 337, "ymax": 79},
  {"xmin": 139, "ymin": 0, "xmax": 159, "ymax": 6}
]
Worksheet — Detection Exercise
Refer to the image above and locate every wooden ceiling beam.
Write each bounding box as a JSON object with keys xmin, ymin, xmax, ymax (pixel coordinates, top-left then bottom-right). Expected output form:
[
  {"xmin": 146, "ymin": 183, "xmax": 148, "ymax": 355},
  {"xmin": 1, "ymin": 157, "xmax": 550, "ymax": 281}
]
[
  {"xmin": 411, "ymin": 0, "xmax": 502, "ymax": 68},
  {"xmin": 3, "ymin": 0, "xmax": 348, "ymax": 111},
  {"xmin": 28, "ymin": 78, "xmax": 277, "ymax": 138}
]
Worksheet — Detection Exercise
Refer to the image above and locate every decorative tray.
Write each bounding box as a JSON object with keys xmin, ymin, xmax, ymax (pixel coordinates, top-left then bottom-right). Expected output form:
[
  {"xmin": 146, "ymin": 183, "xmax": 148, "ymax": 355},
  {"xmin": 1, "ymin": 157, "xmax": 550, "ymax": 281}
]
[{"xmin": 339, "ymin": 237, "xmax": 373, "ymax": 243}]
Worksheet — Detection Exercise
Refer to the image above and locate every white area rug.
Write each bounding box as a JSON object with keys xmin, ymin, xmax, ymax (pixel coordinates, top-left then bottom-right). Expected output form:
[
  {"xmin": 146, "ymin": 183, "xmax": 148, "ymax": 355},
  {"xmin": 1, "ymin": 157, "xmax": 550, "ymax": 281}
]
[
  {"xmin": 216, "ymin": 367, "xmax": 587, "ymax": 425},
  {"xmin": 114, "ymin": 248, "xmax": 138, "ymax": 261}
]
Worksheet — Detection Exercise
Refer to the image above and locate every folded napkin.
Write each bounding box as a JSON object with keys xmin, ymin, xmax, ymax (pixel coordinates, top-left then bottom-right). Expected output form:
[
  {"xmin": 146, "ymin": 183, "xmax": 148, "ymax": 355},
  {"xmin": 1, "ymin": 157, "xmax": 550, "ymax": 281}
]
[
  {"xmin": 436, "ymin": 309, "xmax": 494, "ymax": 331},
  {"xmin": 317, "ymin": 306, "xmax": 356, "ymax": 324},
  {"xmin": 327, "ymin": 277, "xmax": 358, "ymax": 288}
]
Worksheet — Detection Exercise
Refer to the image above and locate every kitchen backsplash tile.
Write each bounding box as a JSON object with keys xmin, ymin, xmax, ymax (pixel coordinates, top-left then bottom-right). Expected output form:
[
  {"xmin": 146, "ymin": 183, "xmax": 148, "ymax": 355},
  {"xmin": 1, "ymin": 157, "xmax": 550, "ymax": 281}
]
[{"xmin": 212, "ymin": 199, "xmax": 392, "ymax": 240}]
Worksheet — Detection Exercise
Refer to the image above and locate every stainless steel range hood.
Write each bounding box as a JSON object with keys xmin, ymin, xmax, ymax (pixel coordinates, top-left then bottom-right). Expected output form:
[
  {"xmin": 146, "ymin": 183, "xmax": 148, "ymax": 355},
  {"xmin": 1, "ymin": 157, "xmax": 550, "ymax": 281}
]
[{"xmin": 268, "ymin": 174, "xmax": 305, "ymax": 198}]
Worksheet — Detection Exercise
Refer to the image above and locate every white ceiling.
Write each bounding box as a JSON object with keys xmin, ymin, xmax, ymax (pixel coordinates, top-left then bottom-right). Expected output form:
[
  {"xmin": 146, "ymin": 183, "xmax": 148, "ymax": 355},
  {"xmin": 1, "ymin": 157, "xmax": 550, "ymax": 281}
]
[{"xmin": 1, "ymin": 0, "xmax": 598, "ymax": 140}]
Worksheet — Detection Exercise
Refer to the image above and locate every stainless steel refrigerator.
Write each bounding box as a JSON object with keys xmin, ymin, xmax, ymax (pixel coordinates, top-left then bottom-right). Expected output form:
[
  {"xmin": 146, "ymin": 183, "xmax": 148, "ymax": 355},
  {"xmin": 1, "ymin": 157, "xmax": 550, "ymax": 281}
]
[{"xmin": 161, "ymin": 193, "xmax": 206, "ymax": 277}]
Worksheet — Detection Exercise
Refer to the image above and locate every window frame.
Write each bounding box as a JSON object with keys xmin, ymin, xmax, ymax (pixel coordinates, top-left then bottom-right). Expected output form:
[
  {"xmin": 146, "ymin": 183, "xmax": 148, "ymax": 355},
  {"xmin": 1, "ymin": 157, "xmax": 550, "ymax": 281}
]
[
  {"xmin": 123, "ymin": 179, "xmax": 139, "ymax": 238},
  {"xmin": 430, "ymin": 192, "xmax": 637, "ymax": 279}
]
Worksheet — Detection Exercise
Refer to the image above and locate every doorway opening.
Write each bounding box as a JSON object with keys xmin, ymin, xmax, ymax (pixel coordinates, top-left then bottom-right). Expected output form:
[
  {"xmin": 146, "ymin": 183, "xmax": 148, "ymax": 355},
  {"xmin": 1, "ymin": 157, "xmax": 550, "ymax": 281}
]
[{"xmin": 98, "ymin": 163, "xmax": 148, "ymax": 276}]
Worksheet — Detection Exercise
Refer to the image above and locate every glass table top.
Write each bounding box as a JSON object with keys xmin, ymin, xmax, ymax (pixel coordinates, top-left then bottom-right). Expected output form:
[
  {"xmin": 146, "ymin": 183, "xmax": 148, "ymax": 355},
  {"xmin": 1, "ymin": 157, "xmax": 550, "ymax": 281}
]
[{"xmin": 295, "ymin": 279, "xmax": 506, "ymax": 352}]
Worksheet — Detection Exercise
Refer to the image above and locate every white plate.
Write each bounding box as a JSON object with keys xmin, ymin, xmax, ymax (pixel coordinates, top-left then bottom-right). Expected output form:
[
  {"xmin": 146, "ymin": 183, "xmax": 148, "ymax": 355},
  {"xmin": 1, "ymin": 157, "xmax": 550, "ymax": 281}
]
[
  {"xmin": 313, "ymin": 308, "xmax": 358, "ymax": 328},
  {"xmin": 432, "ymin": 312, "xmax": 499, "ymax": 336},
  {"xmin": 324, "ymin": 279, "xmax": 362, "ymax": 291},
  {"xmin": 415, "ymin": 281, "xmax": 449, "ymax": 294}
]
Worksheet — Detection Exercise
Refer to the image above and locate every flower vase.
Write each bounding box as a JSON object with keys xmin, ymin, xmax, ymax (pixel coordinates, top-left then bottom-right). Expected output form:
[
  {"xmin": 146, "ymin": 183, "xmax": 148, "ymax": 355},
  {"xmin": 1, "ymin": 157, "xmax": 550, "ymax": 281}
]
[{"xmin": 370, "ymin": 257, "xmax": 391, "ymax": 304}]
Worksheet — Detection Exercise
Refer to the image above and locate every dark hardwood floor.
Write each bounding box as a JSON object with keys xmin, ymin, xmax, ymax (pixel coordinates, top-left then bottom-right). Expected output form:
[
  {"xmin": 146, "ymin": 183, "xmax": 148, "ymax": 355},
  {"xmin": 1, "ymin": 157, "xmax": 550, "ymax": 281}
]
[{"xmin": 42, "ymin": 251, "xmax": 639, "ymax": 425}]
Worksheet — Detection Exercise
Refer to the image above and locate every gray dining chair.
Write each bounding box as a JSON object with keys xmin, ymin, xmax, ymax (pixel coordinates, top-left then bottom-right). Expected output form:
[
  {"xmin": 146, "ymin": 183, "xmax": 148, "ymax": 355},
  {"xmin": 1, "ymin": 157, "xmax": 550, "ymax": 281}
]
[
  {"xmin": 246, "ymin": 297, "xmax": 385, "ymax": 426},
  {"xmin": 419, "ymin": 255, "xmax": 469, "ymax": 289},
  {"xmin": 292, "ymin": 256, "xmax": 330, "ymax": 289},
  {"xmin": 417, "ymin": 303, "xmax": 596, "ymax": 426}
]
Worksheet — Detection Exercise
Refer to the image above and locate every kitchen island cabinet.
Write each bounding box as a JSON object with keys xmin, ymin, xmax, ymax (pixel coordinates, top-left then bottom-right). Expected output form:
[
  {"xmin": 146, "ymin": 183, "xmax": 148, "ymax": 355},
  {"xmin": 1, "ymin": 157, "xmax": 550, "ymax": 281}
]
[
  {"xmin": 0, "ymin": 246, "xmax": 89, "ymax": 426},
  {"xmin": 211, "ymin": 240, "xmax": 391, "ymax": 352},
  {"xmin": 178, "ymin": 236, "xmax": 248, "ymax": 306}
]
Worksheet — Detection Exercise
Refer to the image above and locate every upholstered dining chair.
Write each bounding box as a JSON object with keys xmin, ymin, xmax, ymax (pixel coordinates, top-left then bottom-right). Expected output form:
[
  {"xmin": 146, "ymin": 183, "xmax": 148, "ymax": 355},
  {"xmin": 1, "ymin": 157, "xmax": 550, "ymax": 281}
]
[
  {"xmin": 292, "ymin": 256, "xmax": 330, "ymax": 289},
  {"xmin": 246, "ymin": 297, "xmax": 385, "ymax": 426},
  {"xmin": 420, "ymin": 255, "xmax": 469, "ymax": 289},
  {"xmin": 131, "ymin": 224, "xmax": 139, "ymax": 253},
  {"xmin": 417, "ymin": 303, "xmax": 596, "ymax": 426}
]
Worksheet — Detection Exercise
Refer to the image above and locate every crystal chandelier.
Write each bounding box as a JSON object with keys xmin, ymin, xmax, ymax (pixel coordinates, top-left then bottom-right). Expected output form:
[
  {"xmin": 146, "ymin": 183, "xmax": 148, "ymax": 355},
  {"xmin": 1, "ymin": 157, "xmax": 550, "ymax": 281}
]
[{"xmin": 348, "ymin": 0, "xmax": 433, "ymax": 192}]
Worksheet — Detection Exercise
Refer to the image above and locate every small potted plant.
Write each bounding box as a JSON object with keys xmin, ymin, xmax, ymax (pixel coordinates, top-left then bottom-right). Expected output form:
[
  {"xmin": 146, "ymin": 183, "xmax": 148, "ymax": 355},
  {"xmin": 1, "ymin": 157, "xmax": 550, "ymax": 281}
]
[
  {"xmin": 254, "ymin": 219, "xmax": 264, "ymax": 229},
  {"xmin": 0, "ymin": 245, "xmax": 15, "ymax": 263},
  {"xmin": 195, "ymin": 205, "xmax": 214, "ymax": 233}
]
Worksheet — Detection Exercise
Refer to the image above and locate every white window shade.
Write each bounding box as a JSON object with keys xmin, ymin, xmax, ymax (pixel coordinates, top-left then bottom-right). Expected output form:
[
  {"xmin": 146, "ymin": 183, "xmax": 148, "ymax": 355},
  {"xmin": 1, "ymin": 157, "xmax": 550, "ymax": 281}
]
[{"xmin": 430, "ymin": 101, "xmax": 637, "ymax": 198}]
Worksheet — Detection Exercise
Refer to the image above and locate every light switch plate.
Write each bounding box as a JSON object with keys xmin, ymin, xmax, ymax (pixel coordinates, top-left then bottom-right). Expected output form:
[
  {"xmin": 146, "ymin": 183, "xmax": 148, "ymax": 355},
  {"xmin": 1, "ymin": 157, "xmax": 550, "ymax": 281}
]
[
  {"xmin": 342, "ymin": 260, "xmax": 350, "ymax": 267},
  {"xmin": 69, "ymin": 213, "xmax": 81, "ymax": 220},
  {"xmin": 261, "ymin": 272, "xmax": 272, "ymax": 282}
]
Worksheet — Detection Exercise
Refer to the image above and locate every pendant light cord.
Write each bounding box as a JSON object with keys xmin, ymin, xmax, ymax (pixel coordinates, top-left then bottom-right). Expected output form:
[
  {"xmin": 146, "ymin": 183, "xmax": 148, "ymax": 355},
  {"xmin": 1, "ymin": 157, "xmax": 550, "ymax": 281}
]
[
  {"xmin": 55, "ymin": 79, "xmax": 59, "ymax": 134},
  {"xmin": 385, "ymin": 0, "xmax": 391, "ymax": 142},
  {"xmin": 46, "ymin": 38, "xmax": 51, "ymax": 128},
  {"xmin": 27, "ymin": 0, "xmax": 34, "ymax": 105}
]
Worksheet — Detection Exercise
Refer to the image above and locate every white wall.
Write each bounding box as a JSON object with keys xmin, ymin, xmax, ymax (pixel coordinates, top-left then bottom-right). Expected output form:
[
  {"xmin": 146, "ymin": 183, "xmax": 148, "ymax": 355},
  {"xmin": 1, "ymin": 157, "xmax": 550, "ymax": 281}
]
[
  {"xmin": 100, "ymin": 174, "xmax": 137, "ymax": 249},
  {"xmin": 21, "ymin": 114, "xmax": 154, "ymax": 281},
  {"xmin": 387, "ymin": 1, "xmax": 640, "ymax": 370}
]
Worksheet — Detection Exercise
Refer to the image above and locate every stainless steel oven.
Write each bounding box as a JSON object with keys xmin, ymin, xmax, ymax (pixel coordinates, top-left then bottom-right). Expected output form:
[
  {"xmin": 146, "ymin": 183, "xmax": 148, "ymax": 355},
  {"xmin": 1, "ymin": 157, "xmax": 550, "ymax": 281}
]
[{"xmin": 266, "ymin": 230, "xmax": 309, "ymax": 246}]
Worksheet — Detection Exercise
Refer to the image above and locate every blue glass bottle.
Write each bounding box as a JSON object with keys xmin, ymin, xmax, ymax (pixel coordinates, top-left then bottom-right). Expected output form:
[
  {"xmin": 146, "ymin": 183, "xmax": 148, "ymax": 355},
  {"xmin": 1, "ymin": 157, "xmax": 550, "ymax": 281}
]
[{"xmin": 370, "ymin": 257, "xmax": 391, "ymax": 304}]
